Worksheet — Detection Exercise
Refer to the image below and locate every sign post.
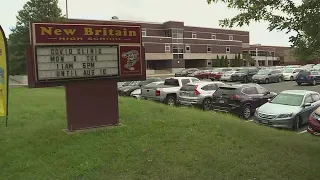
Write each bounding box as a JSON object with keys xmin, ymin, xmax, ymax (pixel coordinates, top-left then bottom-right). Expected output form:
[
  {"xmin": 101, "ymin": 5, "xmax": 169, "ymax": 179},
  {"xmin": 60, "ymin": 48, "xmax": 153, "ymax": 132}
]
[
  {"xmin": 27, "ymin": 22, "xmax": 145, "ymax": 131},
  {"xmin": 0, "ymin": 26, "xmax": 9, "ymax": 127}
]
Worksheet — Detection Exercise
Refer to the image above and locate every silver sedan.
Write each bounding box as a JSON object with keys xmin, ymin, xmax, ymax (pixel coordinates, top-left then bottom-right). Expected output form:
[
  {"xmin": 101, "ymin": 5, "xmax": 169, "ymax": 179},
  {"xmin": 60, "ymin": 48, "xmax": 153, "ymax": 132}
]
[{"xmin": 254, "ymin": 90, "xmax": 320, "ymax": 130}]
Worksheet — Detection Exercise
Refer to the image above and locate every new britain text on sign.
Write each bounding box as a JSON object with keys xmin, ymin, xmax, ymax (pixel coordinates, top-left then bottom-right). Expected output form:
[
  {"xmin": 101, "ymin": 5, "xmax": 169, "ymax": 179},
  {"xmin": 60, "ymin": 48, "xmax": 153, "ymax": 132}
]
[{"xmin": 36, "ymin": 45, "xmax": 119, "ymax": 81}]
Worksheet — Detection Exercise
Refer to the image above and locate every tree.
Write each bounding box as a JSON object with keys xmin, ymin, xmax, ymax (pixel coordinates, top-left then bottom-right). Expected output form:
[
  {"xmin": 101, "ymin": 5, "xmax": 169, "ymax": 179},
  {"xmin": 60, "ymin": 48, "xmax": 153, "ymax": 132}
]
[
  {"xmin": 243, "ymin": 54, "xmax": 255, "ymax": 66},
  {"xmin": 8, "ymin": 0, "xmax": 65, "ymax": 75},
  {"xmin": 207, "ymin": 0, "xmax": 320, "ymax": 62}
]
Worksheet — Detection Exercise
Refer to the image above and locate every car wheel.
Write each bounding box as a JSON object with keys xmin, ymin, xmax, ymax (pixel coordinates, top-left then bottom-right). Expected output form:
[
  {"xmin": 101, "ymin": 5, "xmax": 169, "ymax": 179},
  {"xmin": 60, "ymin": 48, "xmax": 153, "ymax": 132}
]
[
  {"xmin": 202, "ymin": 98, "xmax": 212, "ymax": 111},
  {"xmin": 292, "ymin": 116, "xmax": 301, "ymax": 131},
  {"xmin": 297, "ymin": 82, "xmax": 301, "ymax": 86},
  {"xmin": 278, "ymin": 77, "xmax": 282, "ymax": 82},
  {"xmin": 165, "ymin": 95, "xmax": 176, "ymax": 106},
  {"xmin": 242, "ymin": 105, "xmax": 251, "ymax": 120},
  {"xmin": 265, "ymin": 78, "xmax": 269, "ymax": 84},
  {"xmin": 312, "ymin": 79, "xmax": 316, "ymax": 86},
  {"xmin": 290, "ymin": 76, "xmax": 294, "ymax": 81}
]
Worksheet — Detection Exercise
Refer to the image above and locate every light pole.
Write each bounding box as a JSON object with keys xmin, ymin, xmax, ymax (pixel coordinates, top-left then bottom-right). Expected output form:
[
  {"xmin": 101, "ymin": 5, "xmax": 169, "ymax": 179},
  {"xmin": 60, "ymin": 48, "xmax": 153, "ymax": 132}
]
[
  {"xmin": 66, "ymin": 0, "xmax": 69, "ymax": 19},
  {"xmin": 255, "ymin": 47, "xmax": 258, "ymax": 66}
]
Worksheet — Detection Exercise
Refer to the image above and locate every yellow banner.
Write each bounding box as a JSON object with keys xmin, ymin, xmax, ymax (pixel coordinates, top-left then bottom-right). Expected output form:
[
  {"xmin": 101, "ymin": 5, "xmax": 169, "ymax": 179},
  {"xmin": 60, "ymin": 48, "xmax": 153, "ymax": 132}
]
[{"xmin": 0, "ymin": 26, "xmax": 8, "ymax": 117}]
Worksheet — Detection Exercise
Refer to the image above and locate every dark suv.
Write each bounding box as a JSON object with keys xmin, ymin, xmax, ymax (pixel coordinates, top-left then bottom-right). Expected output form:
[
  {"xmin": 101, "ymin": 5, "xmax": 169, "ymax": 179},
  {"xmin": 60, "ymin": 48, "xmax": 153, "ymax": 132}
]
[
  {"xmin": 296, "ymin": 70, "xmax": 320, "ymax": 86},
  {"xmin": 230, "ymin": 67, "xmax": 259, "ymax": 83},
  {"xmin": 212, "ymin": 84, "xmax": 277, "ymax": 119}
]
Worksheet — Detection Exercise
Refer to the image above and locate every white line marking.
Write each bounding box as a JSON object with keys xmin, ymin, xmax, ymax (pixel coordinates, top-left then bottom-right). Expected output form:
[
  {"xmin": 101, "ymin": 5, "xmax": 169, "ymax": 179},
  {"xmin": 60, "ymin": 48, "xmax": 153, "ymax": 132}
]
[
  {"xmin": 298, "ymin": 130, "xmax": 307, "ymax": 134},
  {"xmin": 245, "ymin": 120, "xmax": 253, "ymax": 123}
]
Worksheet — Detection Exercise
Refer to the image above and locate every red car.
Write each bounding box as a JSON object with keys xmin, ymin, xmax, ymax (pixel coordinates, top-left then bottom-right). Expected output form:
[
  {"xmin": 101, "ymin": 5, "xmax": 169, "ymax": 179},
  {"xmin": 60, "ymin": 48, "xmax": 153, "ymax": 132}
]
[
  {"xmin": 191, "ymin": 70, "xmax": 213, "ymax": 79},
  {"xmin": 208, "ymin": 68, "xmax": 233, "ymax": 81},
  {"xmin": 308, "ymin": 107, "xmax": 320, "ymax": 135}
]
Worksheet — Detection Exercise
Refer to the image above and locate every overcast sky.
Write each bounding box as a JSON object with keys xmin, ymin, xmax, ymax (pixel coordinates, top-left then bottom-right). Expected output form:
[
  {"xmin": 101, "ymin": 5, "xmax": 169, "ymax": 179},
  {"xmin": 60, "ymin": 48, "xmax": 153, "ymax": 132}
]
[{"xmin": 1, "ymin": 0, "xmax": 301, "ymax": 47}]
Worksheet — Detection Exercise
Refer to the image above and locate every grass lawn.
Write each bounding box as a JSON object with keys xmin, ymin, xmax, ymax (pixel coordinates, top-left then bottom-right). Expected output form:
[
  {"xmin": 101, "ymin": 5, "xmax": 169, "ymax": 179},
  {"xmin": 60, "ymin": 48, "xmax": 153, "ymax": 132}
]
[{"xmin": 1, "ymin": 87, "xmax": 320, "ymax": 180}]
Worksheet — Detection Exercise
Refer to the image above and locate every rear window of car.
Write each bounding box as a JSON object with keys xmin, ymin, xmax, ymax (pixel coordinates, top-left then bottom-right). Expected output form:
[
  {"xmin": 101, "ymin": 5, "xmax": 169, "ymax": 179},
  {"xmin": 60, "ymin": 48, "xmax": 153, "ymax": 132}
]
[
  {"xmin": 180, "ymin": 84, "xmax": 196, "ymax": 91},
  {"xmin": 298, "ymin": 71, "xmax": 311, "ymax": 76},
  {"xmin": 164, "ymin": 79, "xmax": 179, "ymax": 86},
  {"xmin": 214, "ymin": 87, "xmax": 238, "ymax": 96}
]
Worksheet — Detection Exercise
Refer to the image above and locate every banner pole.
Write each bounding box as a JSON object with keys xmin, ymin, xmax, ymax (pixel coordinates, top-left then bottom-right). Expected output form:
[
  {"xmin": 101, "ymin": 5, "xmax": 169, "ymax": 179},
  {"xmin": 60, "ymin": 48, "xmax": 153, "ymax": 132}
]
[{"xmin": 5, "ymin": 116, "xmax": 7, "ymax": 127}]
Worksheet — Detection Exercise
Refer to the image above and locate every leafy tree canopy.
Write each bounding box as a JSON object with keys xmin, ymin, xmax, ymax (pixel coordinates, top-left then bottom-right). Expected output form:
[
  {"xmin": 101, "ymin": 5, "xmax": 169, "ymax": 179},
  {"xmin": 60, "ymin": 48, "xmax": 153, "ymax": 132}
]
[
  {"xmin": 9, "ymin": 0, "xmax": 65, "ymax": 75},
  {"xmin": 207, "ymin": 0, "xmax": 320, "ymax": 62}
]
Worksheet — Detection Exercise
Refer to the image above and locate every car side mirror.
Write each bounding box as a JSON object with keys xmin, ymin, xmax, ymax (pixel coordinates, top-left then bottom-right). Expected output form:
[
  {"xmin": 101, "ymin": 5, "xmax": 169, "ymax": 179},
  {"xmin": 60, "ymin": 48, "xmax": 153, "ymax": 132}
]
[
  {"xmin": 264, "ymin": 91, "xmax": 270, "ymax": 95},
  {"xmin": 303, "ymin": 103, "xmax": 311, "ymax": 107}
]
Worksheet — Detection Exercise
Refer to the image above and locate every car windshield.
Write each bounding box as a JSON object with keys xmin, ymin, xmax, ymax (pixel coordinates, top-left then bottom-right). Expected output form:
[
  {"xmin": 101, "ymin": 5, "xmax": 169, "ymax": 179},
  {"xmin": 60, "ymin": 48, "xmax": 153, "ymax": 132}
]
[
  {"xmin": 237, "ymin": 68, "xmax": 248, "ymax": 73},
  {"xmin": 225, "ymin": 71, "xmax": 235, "ymax": 74},
  {"xmin": 270, "ymin": 93, "xmax": 304, "ymax": 106},
  {"xmin": 212, "ymin": 68, "xmax": 222, "ymax": 72},
  {"xmin": 283, "ymin": 68, "xmax": 294, "ymax": 73},
  {"xmin": 130, "ymin": 81, "xmax": 141, "ymax": 86},
  {"xmin": 257, "ymin": 70, "xmax": 270, "ymax": 75},
  {"xmin": 181, "ymin": 69, "xmax": 188, "ymax": 72}
]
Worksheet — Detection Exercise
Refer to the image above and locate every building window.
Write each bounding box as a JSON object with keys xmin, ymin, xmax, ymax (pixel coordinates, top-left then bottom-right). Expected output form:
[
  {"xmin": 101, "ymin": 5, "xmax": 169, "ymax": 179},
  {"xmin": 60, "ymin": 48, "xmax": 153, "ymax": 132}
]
[
  {"xmin": 211, "ymin": 33, "xmax": 216, "ymax": 39},
  {"xmin": 249, "ymin": 51, "xmax": 256, "ymax": 56},
  {"xmin": 192, "ymin": 32, "xmax": 197, "ymax": 38},
  {"xmin": 207, "ymin": 45, "xmax": 212, "ymax": 53},
  {"xmin": 242, "ymin": 51, "xmax": 248, "ymax": 55},
  {"xmin": 185, "ymin": 45, "xmax": 191, "ymax": 52},
  {"xmin": 173, "ymin": 54, "xmax": 184, "ymax": 59},
  {"xmin": 165, "ymin": 29, "xmax": 171, "ymax": 37},
  {"xmin": 172, "ymin": 44, "xmax": 184, "ymax": 53},
  {"xmin": 165, "ymin": 44, "xmax": 171, "ymax": 52},
  {"xmin": 226, "ymin": 46, "xmax": 230, "ymax": 53},
  {"xmin": 229, "ymin": 35, "xmax": 233, "ymax": 40},
  {"xmin": 142, "ymin": 29, "xmax": 147, "ymax": 37}
]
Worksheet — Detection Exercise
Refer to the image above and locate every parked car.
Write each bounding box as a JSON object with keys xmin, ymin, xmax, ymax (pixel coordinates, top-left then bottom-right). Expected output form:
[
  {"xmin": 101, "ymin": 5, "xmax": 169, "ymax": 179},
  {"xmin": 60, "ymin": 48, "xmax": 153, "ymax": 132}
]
[
  {"xmin": 230, "ymin": 67, "xmax": 259, "ymax": 83},
  {"xmin": 220, "ymin": 71, "xmax": 237, "ymax": 81},
  {"xmin": 252, "ymin": 69, "xmax": 283, "ymax": 83},
  {"xmin": 254, "ymin": 90, "xmax": 320, "ymax": 130},
  {"xmin": 212, "ymin": 83, "xmax": 277, "ymax": 119},
  {"xmin": 189, "ymin": 70, "xmax": 212, "ymax": 79},
  {"xmin": 175, "ymin": 68, "xmax": 199, "ymax": 77},
  {"xmin": 282, "ymin": 68, "xmax": 303, "ymax": 81},
  {"xmin": 296, "ymin": 70, "xmax": 320, "ymax": 86},
  {"xmin": 118, "ymin": 78, "xmax": 162, "ymax": 96},
  {"xmin": 118, "ymin": 81, "xmax": 133, "ymax": 88},
  {"xmin": 208, "ymin": 68, "xmax": 233, "ymax": 81},
  {"xmin": 131, "ymin": 81, "xmax": 164, "ymax": 99},
  {"xmin": 301, "ymin": 64, "xmax": 315, "ymax": 70},
  {"xmin": 178, "ymin": 81, "xmax": 225, "ymax": 110},
  {"xmin": 141, "ymin": 77, "xmax": 200, "ymax": 106},
  {"xmin": 308, "ymin": 107, "xmax": 320, "ymax": 135}
]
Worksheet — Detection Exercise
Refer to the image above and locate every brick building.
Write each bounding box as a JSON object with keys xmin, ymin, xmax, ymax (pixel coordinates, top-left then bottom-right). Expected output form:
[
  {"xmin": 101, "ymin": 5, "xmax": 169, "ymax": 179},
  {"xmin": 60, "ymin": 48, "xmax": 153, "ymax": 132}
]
[
  {"xmin": 243, "ymin": 44, "xmax": 291, "ymax": 66},
  {"xmin": 69, "ymin": 19, "xmax": 249, "ymax": 73},
  {"xmin": 69, "ymin": 19, "xmax": 296, "ymax": 73}
]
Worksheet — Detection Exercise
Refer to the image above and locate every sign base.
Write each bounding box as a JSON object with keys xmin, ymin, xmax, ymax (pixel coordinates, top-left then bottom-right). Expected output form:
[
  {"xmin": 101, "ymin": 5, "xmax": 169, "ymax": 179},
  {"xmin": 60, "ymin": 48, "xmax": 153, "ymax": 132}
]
[{"xmin": 65, "ymin": 79, "xmax": 119, "ymax": 131}]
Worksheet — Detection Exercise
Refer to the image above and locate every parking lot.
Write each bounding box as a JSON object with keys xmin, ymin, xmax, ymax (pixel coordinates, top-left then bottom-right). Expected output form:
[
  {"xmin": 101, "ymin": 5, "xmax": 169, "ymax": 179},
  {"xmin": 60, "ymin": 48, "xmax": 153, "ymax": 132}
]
[
  {"xmin": 155, "ymin": 76, "xmax": 318, "ymax": 134},
  {"xmin": 119, "ymin": 74, "xmax": 320, "ymax": 135}
]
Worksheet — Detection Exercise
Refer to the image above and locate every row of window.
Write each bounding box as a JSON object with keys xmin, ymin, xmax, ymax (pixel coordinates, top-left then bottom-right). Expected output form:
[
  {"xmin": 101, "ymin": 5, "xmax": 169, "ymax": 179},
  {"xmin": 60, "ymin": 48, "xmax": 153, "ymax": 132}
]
[
  {"xmin": 164, "ymin": 44, "xmax": 231, "ymax": 53},
  {"xmin": 243, "ymin": 50, "xmax": 275, "ymax": 56},
  {"xmin": 142, "ymin": 29, "xmax": 234, "ymax": 40}
]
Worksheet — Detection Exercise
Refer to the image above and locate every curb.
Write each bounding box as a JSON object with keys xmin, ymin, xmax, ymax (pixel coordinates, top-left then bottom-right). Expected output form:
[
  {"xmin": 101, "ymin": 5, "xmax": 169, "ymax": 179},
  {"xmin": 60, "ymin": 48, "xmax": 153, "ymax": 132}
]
[{"xmin": 147, "ymin": 74, "xmax": 174, "ymax": 77}]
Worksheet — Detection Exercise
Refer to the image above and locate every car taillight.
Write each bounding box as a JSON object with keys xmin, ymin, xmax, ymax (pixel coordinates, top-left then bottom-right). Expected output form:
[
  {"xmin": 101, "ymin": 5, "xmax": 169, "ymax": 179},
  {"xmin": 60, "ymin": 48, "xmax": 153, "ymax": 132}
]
[
  {"xmin": 156, "ymin": 90, "xmax": 160, "ymax": 96},
  {"xmin": 194, "ymin": 85, "xmax": 200, "ymax": 95},
  {"xmin": 308, "ymin": 75, "xmax": 313, "ymax": 78},
  {"xmin": 230, "ymin": 94, "xmax": 241, "ymax": 100}
]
